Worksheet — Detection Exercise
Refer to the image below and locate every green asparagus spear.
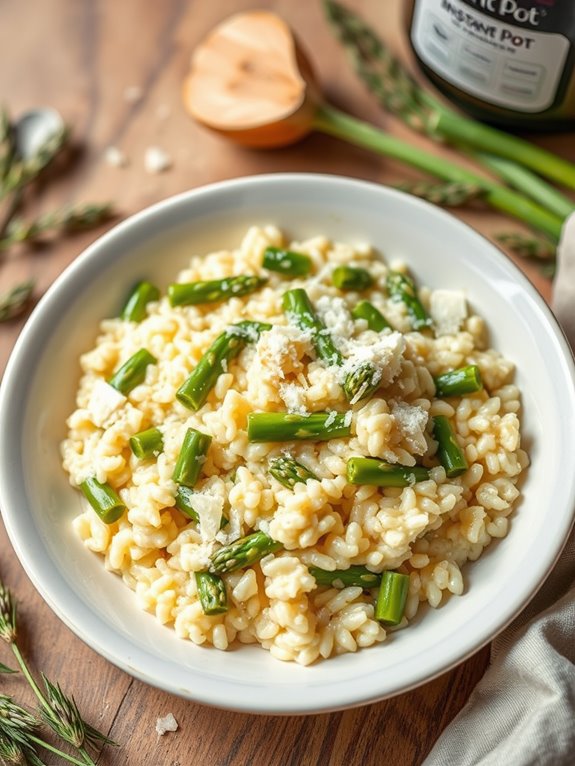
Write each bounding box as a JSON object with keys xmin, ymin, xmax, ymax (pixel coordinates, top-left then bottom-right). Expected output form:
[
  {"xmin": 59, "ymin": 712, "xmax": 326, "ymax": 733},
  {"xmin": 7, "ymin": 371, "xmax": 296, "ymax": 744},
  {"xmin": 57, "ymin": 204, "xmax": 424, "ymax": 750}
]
[
  {"xmin": 121, "ymin": 281, "xmax": 160, "ymax": 322},
  {"xmin": 309, "ymin": 565, "xmax": 381, "ymax": 589},
  {"xmin": 375, "ymin": 571, "xmax": 410, "ymax": 625},
  {"xmin": 79, "ymin": 477, "xmax": 126, "ymax": 524},
  {"xmin": 263, "ymin": 246, "xmax": 312, "ymax": 277},
  {"xmin": 172, "ymin": 428, "xmax": 212, "ymax": 487},
  {"xmin": 174, "ymin": 485, "xmax": 199, "ymax": 523},
  {"xmin": 433, "ymin": 416, "xmax": 468, "ymax": 478},
  {"xmin": 209, "ymin": 531, "xmax": 282, "ymax": 574},
  {"xmin": 282, "ymin": 288, "xmax": 342, "ymax": 366},
  {"xmin": 434, "ymin": 365, "xmax": 483, "ymax": 397},
  {"xmin": 342, "ymin": 361, "xmax": 382, "ymax": 404},
  {"xmin": 269, "ymin": 455, "xmax": 318, "ymax": 489},
  {"xmin": 195, "ymin": 571, "xmax": 228, "ymax": 615},
  {"xmin": 248, "ymin": 412, "xmax": 352, "ymax": 442},
  {"xmin": 129, "ymin": 427, "xmax": 163, "ymax": 459},
  {"xmin": 176, "ymin": 320, "xmax": 270, "ymax": 411},
  {"xmin": 347, "ymin": 457, "xmax": 429, "ymax": 487},
  {"xmin": 331, "ymin": 265, "xmax": 373, "ymax": 291},
  {"xmin": 108, "ymin": 349, "xmax": 156, "ymax": 395},
  {"xmin": 168, "ymin": 275, "xmax": 267, "ymax": 307},
  {"xmin": 386, "ymin": 271, "xmax": 431, "ymax": 331},
  {"xmin": 282, "ymin": 288, "xmax": 380, "ymax": 403},
  {"xmin": 351, "ymin": 300, "xmax": 392, "ymax": 331}
]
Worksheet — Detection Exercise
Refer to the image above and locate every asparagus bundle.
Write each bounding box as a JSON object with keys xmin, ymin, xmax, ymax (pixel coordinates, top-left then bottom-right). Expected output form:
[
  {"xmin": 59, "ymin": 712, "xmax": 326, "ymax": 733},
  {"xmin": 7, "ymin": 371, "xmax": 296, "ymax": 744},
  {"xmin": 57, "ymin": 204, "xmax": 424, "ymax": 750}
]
[{"xmin": 323, "ymin": 0, "xmax": 575, "ymax": 261}]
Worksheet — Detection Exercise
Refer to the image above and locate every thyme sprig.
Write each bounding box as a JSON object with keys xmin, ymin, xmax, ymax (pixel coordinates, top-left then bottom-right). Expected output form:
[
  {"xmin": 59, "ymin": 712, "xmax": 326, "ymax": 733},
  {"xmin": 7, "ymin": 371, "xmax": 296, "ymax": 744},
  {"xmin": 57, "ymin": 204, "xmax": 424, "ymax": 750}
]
[
  {"xmin": 0, "ymin": 281, "xmax": 34, "ymax": 322},
  {"xmin": 0, "ymin": 578, "xmax": 116, "ymax": 765},
  {"xmin": 0, "ymin": 204, "xmax": 113, "ymax": 251}
]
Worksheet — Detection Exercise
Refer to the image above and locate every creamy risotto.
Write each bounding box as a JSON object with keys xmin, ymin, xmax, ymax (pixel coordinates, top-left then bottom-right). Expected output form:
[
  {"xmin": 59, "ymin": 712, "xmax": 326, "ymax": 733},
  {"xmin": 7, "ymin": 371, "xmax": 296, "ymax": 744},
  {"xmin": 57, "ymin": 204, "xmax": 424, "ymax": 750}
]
[{"xmin": 61, "ymin": 226, "xmax": 527, "ymax": 665}]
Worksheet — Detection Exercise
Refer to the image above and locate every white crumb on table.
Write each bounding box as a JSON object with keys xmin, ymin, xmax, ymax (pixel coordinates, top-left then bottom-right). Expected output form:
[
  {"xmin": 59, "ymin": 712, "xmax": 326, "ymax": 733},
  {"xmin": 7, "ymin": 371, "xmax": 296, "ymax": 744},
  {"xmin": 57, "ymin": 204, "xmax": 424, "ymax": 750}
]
[
  {"xmin": 156, "ymin": 713, "xmax": 178, "ymax": 736},
  {"xmin": 156, "ymin": 103, "xmax": 171, "ymax": 120},
  {"xmin": 124, "ymin": 85, "xmax": 143, "ymax": 103},
  {"xmin": 145, "ymin": 146, "xmax": 172, "ymax": 174},
  {"xmin": 104, "ymin": 146, "xmax": 128, "ymax": 168}
]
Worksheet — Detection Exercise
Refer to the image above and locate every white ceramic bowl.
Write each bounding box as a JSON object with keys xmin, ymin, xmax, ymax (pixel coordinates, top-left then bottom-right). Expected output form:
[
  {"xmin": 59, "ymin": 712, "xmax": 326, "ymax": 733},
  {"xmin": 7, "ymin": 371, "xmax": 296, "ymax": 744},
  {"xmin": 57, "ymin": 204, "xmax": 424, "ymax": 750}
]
[{"xmin": 1, "ymin": 174, "xmax": 574, "ymax": 714}]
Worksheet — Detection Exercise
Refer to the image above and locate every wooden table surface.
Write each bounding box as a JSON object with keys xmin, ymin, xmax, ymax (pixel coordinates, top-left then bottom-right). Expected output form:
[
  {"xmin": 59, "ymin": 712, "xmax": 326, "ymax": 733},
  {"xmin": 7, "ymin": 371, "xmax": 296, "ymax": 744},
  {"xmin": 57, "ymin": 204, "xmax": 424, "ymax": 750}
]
[{"xmin": 1, "ymin": 1, "xmax": 572, "ymax": 764}]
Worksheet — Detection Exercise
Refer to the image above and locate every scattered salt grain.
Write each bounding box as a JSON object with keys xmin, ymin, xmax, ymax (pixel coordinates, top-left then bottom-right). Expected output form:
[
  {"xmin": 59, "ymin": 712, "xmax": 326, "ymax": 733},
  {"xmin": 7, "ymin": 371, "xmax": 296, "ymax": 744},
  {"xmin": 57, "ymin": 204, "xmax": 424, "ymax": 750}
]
[
  {"xmin": 156, "ymin": 104, "xmax": 171, "ymax": 120},
  {"xmin": 144, "ymin": 146, "xmax": 172, "ymax": 174},
  {"xmin": 124, "ymin": 85, "xmax": 143, "ymax": 103},
  {"xmin": 156, "ymin": 713, "xmax": 178, "ymax": 736},
  {"xmin": 104, "ymin": 146, "xmax": 128, "ymax": 168}
]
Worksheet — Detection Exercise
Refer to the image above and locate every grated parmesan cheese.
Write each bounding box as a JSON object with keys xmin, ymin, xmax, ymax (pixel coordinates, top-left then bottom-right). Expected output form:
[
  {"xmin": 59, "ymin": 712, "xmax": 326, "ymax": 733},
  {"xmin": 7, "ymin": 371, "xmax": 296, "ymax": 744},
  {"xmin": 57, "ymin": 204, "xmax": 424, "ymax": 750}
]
[
  {"xmin": 392, "ymin": 401, "xmax": 429, "ymax": 454},
  {"xmin": 279, "ymin": 382, "xmax": 309, "ymax": 415},
  {"xmin": 192, "ymin": 478, "xmax": 225, "ymax": 542},
  {"xmin": 314, "ymin": 295, "xmax": 355, "ymax": 343},
  {"xmin": 156, "ymin": 713, "xmax": 178, "ymax": 736},
  {"xmin": 87, "ymin": 379, "xmax": 126, "ymax": 427},
  {"xmin": 337, "ymin": 332, "xmax": 405, "ymax": 391},
  {"xmin": 430, "ymin": 290, "xmax": 467, "ymax": 336},
  {"xmin": 144, "ymin": 146, "xmax": 172, "ymax": 174},
  {"xmin": 104, "ymin": 146, "xmax": 128, "ymax": 168}
]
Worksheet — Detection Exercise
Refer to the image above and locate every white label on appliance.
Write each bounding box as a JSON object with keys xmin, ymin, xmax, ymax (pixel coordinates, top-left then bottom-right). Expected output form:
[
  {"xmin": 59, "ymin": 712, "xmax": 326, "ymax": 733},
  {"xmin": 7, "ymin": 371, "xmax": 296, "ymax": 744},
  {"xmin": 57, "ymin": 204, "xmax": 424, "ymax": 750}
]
[{"xmin": 411, "ymin": 0, "xmax": 570, "ymax": 112}]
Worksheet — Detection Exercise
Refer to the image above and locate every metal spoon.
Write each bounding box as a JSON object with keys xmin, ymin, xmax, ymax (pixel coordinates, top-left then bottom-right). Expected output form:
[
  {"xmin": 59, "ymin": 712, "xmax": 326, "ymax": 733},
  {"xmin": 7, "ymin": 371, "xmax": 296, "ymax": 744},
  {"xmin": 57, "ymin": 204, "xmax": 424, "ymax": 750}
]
[{"xmin": 14, "ymin": 107, "xmax": 64, "ymax": 160}]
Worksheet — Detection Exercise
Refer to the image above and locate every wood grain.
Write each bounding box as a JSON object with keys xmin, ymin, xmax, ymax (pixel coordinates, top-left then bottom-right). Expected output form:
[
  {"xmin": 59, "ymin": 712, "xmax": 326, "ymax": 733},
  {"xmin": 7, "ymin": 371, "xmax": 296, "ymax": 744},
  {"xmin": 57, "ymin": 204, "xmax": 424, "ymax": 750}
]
[{"xmin": 0, "ymin": 1, "xmax": 570, "ymax": 764}]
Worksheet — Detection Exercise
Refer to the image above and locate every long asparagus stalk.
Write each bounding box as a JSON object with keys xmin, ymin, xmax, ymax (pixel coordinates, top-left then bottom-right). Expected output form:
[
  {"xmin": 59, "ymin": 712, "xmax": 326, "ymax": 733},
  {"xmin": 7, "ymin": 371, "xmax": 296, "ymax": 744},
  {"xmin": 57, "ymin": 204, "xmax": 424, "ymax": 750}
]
[
  {"xmin": 323, "ymin": 0, "xmax": 575, "ymax": 196},
  {"xmin": 313, "ymin": 104, "xmax": 564, "ymax": 242}
]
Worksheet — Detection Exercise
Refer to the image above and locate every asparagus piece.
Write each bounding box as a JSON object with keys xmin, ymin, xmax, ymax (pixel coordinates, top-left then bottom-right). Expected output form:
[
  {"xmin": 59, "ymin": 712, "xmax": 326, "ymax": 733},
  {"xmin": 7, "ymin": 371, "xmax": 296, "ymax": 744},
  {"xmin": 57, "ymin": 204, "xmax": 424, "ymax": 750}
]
[
  {"xmin": 209, "ymin": 531, "xmax": 282, "ymax": 574},
  {"xmin": 282, "ymin": 287, "xmax": 342, "ymax": 366},
  {"xmin": 331, "ymin": 265, "xmax": 373, "ymax": 291},
  {"xmin": 342, "ymin": 361, "xmax": 382, "ymax": 404},
  {"xmin": 174, "ymin": 485, "xmax": 199, "ymax": 523},
  {"xmin": 263, "ymin": 246, "xmax": 312, "ymax": 277},
  {"xmin": 172, "ymin": 428, "xmax": 212, "ymax": 487},
  {"xmin": 347, "ymin": 457, "xmax": 429, "ymax": 487},
  {"xmin": 248, "ymin": 412, "xmax": 352, "ymax": 442},
  {"xmin": 168, "ymin": 275, "xmax": 267, "ymax": 307},
  {"xmin": 121, "ymin": 281, "xmax": 160, "ymax": 322},
  {"xmin": 434, "ymin": 365, "xmax": 483, "ymax": 397},
  {"xmin": 386, "ymin": 271, "xmax": 431, "ymax": 330},
  {"xmin": 375, "ymin": 571, "xmax": 410, "ymax": 626},
  {"xmin": 309, "ymin": 565, "xmax": 381, "ymax": 589},
  {"xmin": 108, "ymin": 348, "xmax": 156, "ymax": 395},
  {"xmin": 433, "ymin": 416, "xmax": 468, "ymax": 478},
  {"xmin": 129, "ymin": 427, "xmax": 163, "ymax": 459},
  {"xmin": 176, "ymin": 320, "xmax": 270, "ymax": 411},
  {"xmin": 269, "ymin": 455, "xmax": 318, "ymax": 489},
  {"xmin": 79, "ymin": 477, "xmax": 126, "ymax": 524},
  {"xmin": 351, "ymin": 300, "xmax": 391, "ymax": 331},
  {"xmin": 195, "ymin": 571, "xmax": 228, "ymax": 615},
  {"xmin": 0, "ymin": 280, "xmax": 34, "ymax": 322}
]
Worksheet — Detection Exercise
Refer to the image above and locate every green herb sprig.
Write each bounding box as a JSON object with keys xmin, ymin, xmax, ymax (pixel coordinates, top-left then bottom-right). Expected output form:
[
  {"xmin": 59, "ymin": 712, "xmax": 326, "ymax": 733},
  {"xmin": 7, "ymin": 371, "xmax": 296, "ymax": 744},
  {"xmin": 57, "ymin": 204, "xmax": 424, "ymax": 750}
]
[{"xmin": 0, "ymin": 578, "xmax": 117, "ymax": 765}]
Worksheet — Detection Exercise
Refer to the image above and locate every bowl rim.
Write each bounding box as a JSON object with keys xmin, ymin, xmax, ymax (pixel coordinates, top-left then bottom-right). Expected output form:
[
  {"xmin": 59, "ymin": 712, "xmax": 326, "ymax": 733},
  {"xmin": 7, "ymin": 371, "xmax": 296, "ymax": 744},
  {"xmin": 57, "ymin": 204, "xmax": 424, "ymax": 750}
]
[{"xmin": 1, "ymin": 172, "xmax": 575, "ymax": 714}]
